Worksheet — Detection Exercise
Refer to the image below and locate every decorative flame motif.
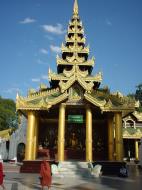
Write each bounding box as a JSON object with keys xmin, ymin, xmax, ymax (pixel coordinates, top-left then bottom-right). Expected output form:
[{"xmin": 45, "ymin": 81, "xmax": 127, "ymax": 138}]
[{"xmin": 73, "ymin": 0, "xmax": 79, "ymax": 15}]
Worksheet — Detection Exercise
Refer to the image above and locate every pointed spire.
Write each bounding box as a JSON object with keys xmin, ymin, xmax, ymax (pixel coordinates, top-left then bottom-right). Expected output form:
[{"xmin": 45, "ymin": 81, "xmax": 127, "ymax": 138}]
[
  {"xmin": 16, "ymin": 92, "xmax": 19, "ymax": 100},
  {"xmin": 48, "ymin": 66, "xmax": 51, "ymax": 73},
  {"xmin": 73, "ymin": 0, "xmax": 78, "ymax": 15}
]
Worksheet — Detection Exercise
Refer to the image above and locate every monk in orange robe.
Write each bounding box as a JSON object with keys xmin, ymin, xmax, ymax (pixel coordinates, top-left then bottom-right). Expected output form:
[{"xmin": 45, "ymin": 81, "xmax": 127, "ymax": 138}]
[
  {"xmin": 0, "ymin": 162, "xmax": 6, "ymax": 190},
  {"xmin": 40, "ymin": 158, "xmax": 52, "ymax": 190}
]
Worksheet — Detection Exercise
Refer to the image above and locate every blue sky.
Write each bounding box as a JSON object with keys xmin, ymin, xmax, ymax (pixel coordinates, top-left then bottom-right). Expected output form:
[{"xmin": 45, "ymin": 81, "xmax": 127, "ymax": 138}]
[{"xmin": 0, "ymin": 0, "xmax": 142, "ymax": 101}]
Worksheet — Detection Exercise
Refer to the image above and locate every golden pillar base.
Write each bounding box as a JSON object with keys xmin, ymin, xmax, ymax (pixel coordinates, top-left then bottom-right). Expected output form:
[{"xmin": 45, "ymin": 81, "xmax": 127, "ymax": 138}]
[
  {"xmin": 58, "ymin": 103, "xmax": 66, "ymax": 161},
  {"xmin": 25, "ymin": 111, "xmax": 36, "ymax": 160},
  {"xmin": 135, "ymin": 140, "xmax": 139, "ymax": 160},
  {"xmin": 32, "ymin": 114, "xmax": 39, "ymax": 160},
  {"xmin": 108, "ymin": 115, "xmax": 114, "ymax": 161},
  {"xmin": 86, "ymin": 105, "xmax": 92, "ymax": 162},
  {"xmin": 115, "ymin": 112, "xmax": 123, "ymax": 161}
]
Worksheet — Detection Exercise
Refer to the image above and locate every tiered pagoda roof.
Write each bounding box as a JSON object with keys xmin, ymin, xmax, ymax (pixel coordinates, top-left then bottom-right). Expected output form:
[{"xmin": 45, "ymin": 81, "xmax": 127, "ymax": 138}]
[
  {"xmin": 48, "ymin": 0, "xmax": 101, "ymax": 92},
  {"xmin": 16, "ymin": 0, "xmax": 136, "ymax": 113}
]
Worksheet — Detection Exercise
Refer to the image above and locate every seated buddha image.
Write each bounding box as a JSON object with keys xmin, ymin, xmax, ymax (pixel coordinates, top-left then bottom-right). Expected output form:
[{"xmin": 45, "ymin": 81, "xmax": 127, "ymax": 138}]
[
  {"xmin": 69, "ymin": 132, "xmax": 78, "ymax": 148},
  {"xmin": 43, "ymin": 138, "xmax": 49, "ymax": 148}
]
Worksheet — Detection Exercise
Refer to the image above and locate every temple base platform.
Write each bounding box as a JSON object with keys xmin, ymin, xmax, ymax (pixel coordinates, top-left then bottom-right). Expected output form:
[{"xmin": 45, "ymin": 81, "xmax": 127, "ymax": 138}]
[
  {"xmin": 93, "ymin": 161, "xmax": 128, "ymax": 176},
  {"xmin": 20, "ymin": 160, "xmax": 58, "ymax": 173},
  {"xmin": 20, "ymin": 159, "xmax": 128, "ymax": 177}
]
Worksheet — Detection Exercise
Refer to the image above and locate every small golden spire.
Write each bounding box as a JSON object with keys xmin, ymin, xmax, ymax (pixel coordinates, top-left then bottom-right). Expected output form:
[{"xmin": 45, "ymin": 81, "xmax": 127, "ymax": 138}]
[
  {"xmin": 48, "ymin": 66, "xmax": 51, "ymax": 74},
  {"xmin": 73, "ymin": 0, "xmax": 78, "ymax": 15},
  {"xmin": 16, "ymin": 92, "xmax": 19, "ymax": 100}
]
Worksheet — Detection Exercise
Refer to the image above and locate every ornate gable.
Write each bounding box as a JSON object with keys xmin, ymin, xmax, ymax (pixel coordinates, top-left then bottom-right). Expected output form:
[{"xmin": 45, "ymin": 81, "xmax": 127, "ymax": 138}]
[{"xmin": 16, "ymin": 0, "xmax": 136, "ymax": 113}]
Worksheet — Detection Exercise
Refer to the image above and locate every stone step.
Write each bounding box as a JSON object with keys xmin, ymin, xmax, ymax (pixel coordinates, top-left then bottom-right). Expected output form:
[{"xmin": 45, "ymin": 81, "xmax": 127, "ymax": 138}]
[
  {"xmin": 59, "ymin": 165, "xmax": 88, "ymax": 170},
  {"xmin": 53, "ymin": 171, "xmax": 93, "ymax": 178},
  {"xmin": 60, "ymin": 161, "xmax": 88, "ymax": 165},
  {"xmin": 57, "ymin": 170, "xmax": 91, "ymax": 175},
  {"xmin": 3, "ymin": 163, "xmax": 21, "ymax": 173},
  {"xmin": 58, "ymin": 161, "xmax": 88, "ymax": 168},
  {"xmin": 52, "ymin": 161, "xmax": 94, "ymax": 178},
  {"xmin": 58, "ymin": 167, "xmax": 90, "ymax": 172}
]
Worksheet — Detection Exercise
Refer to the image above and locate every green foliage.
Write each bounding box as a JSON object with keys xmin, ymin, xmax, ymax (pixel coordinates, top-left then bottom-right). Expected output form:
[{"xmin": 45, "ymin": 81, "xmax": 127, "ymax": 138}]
[
  {"xmin": 0, "ymin": 96, "xmax": 18, "ymax": 130},
  {"xmin": 128, "ymin": 83, "xmax": 142, "ymax": 112},
  {"xmin": 127, "ymin": 93, "xmax": 135, "ymax": 99},
  {"xmin": 135, "ymin": 83, "xmax": 142, "ymax": 104},
  {"xmin": 135, "ymin": 84, "xmax": 142, "ymax": 112},
  {"xmin": 127, "ymin": 83, "xmax": 142, "ymax": 112},
  {"xmin": 137, "ymin": 107, "xmax": 142, "ymax": 112}
]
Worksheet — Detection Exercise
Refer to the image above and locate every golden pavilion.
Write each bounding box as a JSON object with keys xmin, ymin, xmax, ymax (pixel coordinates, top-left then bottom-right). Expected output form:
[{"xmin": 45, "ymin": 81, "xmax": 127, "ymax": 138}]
[{"xmin": 16, "ymin": 0, "xmax": 136, "ymax": 162}]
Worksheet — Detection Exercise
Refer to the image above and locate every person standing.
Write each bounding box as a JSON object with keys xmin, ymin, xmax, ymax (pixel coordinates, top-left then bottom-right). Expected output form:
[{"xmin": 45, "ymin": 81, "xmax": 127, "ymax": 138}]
[
  {"xmin": 40, "ymin": 158, "xmax": 52, "ymax": 190},
  {"xmin": 0, "ymin": 161, "xmax": 6, "ymax": 190}
]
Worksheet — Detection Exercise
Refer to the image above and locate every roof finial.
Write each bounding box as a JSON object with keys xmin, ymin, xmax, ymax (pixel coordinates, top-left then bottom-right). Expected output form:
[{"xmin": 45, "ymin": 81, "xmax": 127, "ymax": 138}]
[{"xmin": 73, "ymin": 0, "xmax": 78, "ymax": 15}]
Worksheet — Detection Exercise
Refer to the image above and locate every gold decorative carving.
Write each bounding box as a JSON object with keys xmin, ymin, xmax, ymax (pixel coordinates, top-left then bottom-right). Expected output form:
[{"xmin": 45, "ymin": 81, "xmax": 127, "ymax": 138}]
[
  {"xmin": 76, "ymin": 65, "xmax": 88, "ymax": 77},
  {"xmin": 49, "ymin": 71, "xmax": 68, "ymax": 81},
  {"xmin": 77, "ymin": 75, "xmax": 94, "ymax": 92},
  {"xmin": 68, "ymin": 27, "xmax": 84, "ymax": 34},
  {"xmin": 65, "ymin": 35, "xmax": 86, "ymax": 43},
  {"xmin": 123, "ymin": 129, "xmax": 142, "ymax": 139},
  {"xmin": 16, "ymin": 90, "xmax": 68, "ymax": 111},
  {"xmin": 85, "ymin": 72, "xmax": 102, "ymax": 82},
  {"xmin": 63, "ymin": 67, "xmax": 75, "ymax": 77},
  {"xmin": 56, "ymin": 56, "xmax": 94, "ymax": 66},
  {"xmin": 135, "ymin": 100, "xmax": 140, "ymax": 108},
  {"xmin": 84, "ymin": 93, "xmax": 106, "ymax": 108},
  {"xmin": 39, "ymin": 83, "xmax": 47, "ymax": 91},
  {"xmin": 105, "ymin": 99, "xmax": 113, "ymax": 108},
  {"xmin": 59, "ymin": 76, "xmax": 75, "ymax": 93},
  {"xmin": 69, "ymin": 20, "xmax": 82, "ymax": 27},
  {"xmin": 61, "ymin": 43, "xmax": 89, "ymax": 54},
  {"xmin": 69, "ymin": 86, "xmax": 83, "ymax": 101},
  {"xmin": 133, "ymin": 111, "xmax": 142, "ymax": 121}
]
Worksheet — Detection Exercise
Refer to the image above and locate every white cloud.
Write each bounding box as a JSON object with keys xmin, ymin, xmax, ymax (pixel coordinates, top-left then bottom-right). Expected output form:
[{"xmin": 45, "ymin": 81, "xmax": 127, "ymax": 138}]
[
  {"xmin": 50, "ymin": 45, "xmax": 61, "ymax": 53},
  {"xmin": 45, "ymin": 35, "xmax": 54, "ymax": 41},
  {"xmin": 41, "ymin": 75, "xmax": 48, "ymax": 80},
  {"xmin": 36, "ymin": 59, "xmax": 47, "ymax": 65},
  {"xmin": 40, "ymin": 48, "xmax": 48, "ymax": 55},
  {"xmin": 37, "ymin": 59, "xmax": 43, "ymax": 64},
  {"xmin": 32, "ymin": 78, "xmax": 40, "ymax": 82},
  {"xmin": 105, "ymin": 18, "xmax": 112, "ymax": 26},
  {"xmin": 3, "ymin": 88, "xmax": 21, "ymax": 94},
  {"xmin": 19, "ymin": 17, "xmax": 36, "ymax": 24},
  {"xmin": 42, "ymin": 23, "xmax": 66, "ymax": 35}
]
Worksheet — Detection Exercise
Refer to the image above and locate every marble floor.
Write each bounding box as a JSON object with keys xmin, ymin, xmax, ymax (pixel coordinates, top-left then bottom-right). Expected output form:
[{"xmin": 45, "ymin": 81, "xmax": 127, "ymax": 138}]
[{"xmin": 2, "ymin": 164, "xmax": 142, "ymax": 190}]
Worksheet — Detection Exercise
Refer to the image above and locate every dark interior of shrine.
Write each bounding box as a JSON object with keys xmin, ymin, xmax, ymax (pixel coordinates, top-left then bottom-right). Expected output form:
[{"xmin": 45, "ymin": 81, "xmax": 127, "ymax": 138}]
[
  {"xmin": 123, "ymin": 139, "xmax": 135, "ymax": 159},
  {"xmin": 38, "ymin": 105, "xmax": 108, "ymax": 161}
]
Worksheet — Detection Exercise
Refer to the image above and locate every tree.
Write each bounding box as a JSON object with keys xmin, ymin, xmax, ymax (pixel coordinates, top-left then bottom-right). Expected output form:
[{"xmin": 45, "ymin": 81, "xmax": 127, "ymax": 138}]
[
  {"xmin": 0, "ymin": 96, "xmax": 18, "ymax": 130},
  {"xmin": 127, "ymin": 93, "xmax": 135, "ymax": 99},
  {"xmin": 135, "ymin": 84, "xmax": 142, "ymax": 112},
  {"xmin": 135, "ymin": 83, "xmax": 142, "ymax": 105},
  {"xmin": 128, "ymin": 83, "xmax": 142, "ymax": 112}
]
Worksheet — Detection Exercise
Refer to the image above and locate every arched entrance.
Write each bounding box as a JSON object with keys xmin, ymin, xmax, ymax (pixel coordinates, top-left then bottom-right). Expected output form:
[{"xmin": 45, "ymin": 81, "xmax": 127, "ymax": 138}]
[{"xmin": 17, "ymin": 143, "xmax": 25, "ymax": 162}]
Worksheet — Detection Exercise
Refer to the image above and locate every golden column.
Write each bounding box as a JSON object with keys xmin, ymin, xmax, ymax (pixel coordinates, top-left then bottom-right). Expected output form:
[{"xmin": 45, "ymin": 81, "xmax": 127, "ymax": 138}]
[
  {"xmin": 58, "ymin": 103, "xmax": 66, "ymax": 161},
  {"xmin": 115, "ymin": 112, "xmax": 123, "ymax": 161},
  {"xmin": 86, "ymin": 105, "xmax": 92, "ymax": 161},
  {"xmin": 25, "ymin": 111, "xmax": 36, "ymax": 160},
  {"xmin": 32, "ymin": 114, "xmax": 39, "ymax": 160},
  {"xmin": 108, "ymin": 114, "xmax": 114, "ymax": 161},
  {"xmin": 135, "ymin": 140, "xmax": 139, "ymax": 160}
]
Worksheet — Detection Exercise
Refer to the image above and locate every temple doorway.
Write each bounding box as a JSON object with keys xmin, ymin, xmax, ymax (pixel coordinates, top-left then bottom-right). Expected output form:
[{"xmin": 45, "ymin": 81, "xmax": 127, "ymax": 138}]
[
  {"xmin": 38, "ymin": 109, "xmax": 58, "ymax": 160},
  {"xmin": 65, "ymin": 123, "xmax": 85, "ymax": 160},
  {"xmin": 92, "ymin": 121, "xmax": 108, "ymax": 160},
  {"xmin": 123, "ymin": 139, "xmax": 135, "ymax": 160},
  {"xmin": 65, "ymin": 106, "xmax": 86, "ymax": 160},
  {"xmin": 17, "ymin": 143, "xmax": 25, "ymax": 162},
  {"xmin": 92, "ymin": 111, "xmax": 108, "ymax": 161}
]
